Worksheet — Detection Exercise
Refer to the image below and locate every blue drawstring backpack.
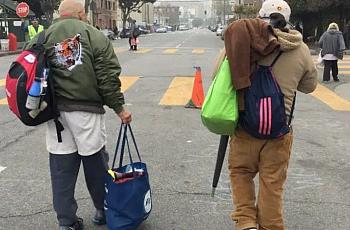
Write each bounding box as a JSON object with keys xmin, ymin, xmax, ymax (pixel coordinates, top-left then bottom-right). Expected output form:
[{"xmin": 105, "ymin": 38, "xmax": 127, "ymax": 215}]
[
  {"xmin": 104, "ymin": 124, "xmax": 152, "ymax": 230},
  {"xmin": 239, "ymin": 51, "xmax": 296, "ymax": 139}
]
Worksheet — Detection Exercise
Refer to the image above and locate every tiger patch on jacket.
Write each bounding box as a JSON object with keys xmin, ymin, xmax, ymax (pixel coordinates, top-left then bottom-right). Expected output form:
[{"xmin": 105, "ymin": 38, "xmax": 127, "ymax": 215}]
[{"xmin": 54, "ymin": 34, "xmax": 83, "ymax": 71}]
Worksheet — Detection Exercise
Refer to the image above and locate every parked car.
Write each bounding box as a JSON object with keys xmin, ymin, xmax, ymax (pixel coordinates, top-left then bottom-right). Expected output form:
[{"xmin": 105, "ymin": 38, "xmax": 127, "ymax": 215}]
[
  {"xmin": 156, "ymin": 27, "xmax": 167, "ymax": 33},
  {"xmin": 221, "ymin": 28, "xmax": 225, "ymax": 40},
  {"xmin": 101, "ymin": 29, "xmax": 116, "ymax": 40},
  {"xmin": 120, "ymin": 28, "xmax": 131, "ymax": 38},
  {"xmin": 211, "ymin": 25, "xmax": 219, "ymax": 32},
  {"xmin": 138, "ymin": 26, "xmax": 150, "ymax": 34},
  {"xmin": 216, "ymin": 26, "xmax": 224, "ymax": 36},
  {"xmin": 166, "ymin": 26, "xmax": 173, "ymax": 32},
  {"xmin": 179, "ymin": 25, "xmax": 189, "ymax": 31}
]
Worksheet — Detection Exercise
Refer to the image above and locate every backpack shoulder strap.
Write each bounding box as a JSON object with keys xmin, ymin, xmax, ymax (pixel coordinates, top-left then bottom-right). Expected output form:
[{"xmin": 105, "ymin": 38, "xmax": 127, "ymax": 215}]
[
  {"xmin": 270, "ymin": 51, "xmax": 283, "ymax": 67},
  {"xmin": 288, "ymin": 92, "xmax": 297, "ymax": 126},
  {"xmin": 36, "ymin": 31, "xmax": 46, "ymax": 45}
]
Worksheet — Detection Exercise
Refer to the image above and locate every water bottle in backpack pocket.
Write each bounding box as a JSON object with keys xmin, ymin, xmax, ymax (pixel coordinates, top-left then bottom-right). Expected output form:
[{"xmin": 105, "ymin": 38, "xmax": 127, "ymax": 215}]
[{"xmin": 239, "ymin": 52, "xmax": 295, "ymax": 139}]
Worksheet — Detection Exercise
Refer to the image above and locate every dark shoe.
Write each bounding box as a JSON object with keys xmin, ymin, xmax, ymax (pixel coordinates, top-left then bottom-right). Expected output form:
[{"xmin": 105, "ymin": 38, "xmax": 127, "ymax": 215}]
[
  {"xmin": 59, "ymin": 218, "xmax": 83, "ymax": 230},
  {"xmin": 92, "ymin": 209, "xmax": 106, "ymax": 225},
  {"xmin": 334, "ymin": 77, "xmax": 340, "ymax": 82}
]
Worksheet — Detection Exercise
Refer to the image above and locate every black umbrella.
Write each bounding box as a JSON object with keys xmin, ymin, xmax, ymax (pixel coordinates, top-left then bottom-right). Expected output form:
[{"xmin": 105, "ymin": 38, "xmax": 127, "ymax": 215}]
[{"xmin": 211, "ymin": 135, "xmax": 229, "ymax": 197}]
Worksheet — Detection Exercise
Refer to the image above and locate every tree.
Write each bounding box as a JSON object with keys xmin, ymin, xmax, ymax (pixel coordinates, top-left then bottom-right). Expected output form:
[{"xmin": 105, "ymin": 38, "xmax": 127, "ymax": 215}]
[
  {"xmin": 234, "ymin": 4, "xmax": 258, "ymax": 19},
  {"xmin": 192, "ymin": 18, "xmax": 203, "ymax": 28},
  {"xmin": 287, "ymin": 0, "xmax": 350, "ymax": 40},
  {"xmin": 119, "ymin": 0, "xmax": 156, "ymax": 29},
  {"xmin": 40, "ymin": 0, "xmax": 60, "ymax": 24}
]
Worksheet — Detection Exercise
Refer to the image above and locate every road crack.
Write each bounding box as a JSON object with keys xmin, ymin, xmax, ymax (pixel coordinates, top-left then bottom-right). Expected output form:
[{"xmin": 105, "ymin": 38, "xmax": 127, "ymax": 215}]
[
  {"xmin": 0, "ymin": 197, "xmax": 90, "ymax": 219},
  {"xmin": 0, "ymin": 129, "xmax": 36, "ymax": 151}
]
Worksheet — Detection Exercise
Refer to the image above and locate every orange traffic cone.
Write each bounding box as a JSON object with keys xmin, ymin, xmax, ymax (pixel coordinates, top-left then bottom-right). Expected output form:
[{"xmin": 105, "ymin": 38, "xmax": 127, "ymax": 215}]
[{"xmin": 185, "ymin": 67, "xmax": 205, "ymax": 109}]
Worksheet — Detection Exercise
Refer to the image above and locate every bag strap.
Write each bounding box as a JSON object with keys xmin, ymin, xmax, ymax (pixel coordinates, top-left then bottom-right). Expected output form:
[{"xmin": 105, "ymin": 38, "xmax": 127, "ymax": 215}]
[
  {"xmin": 270, "ymin": 51, "xmax": 283, "ymax": 67},
  {"xmin": 128, "ymin": 124, "xmax": 142, "ymax": 162},
  {"xmin": 119, "ymin": 124, "xmax": 142, "ymax": 168},
  {"xmin": 288, "ymin": 92, "xmax": 297, "ymax": 126},
  {"xmin": 38, "ymin": 36, "xmax": 63, "ymax": 143},
  {"xmin": 36, "ymin": 31, "xmax": 46, "ymax": 45},
  {"xmin": 111, "ymin": 124, "xmax": 142, "ymax": 169},
  {"xmin": 112, "ymin": 124, "xmax": 123, "ymax": 169}
]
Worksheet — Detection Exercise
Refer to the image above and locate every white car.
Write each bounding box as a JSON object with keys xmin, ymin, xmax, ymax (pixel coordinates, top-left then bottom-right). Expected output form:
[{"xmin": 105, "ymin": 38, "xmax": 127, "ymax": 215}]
[
  {"xmin": 216, "ymin": 26, "xmax": 224, "ymax": 36},
  {"xmin": 156, "ymin": 27, "xmax": 167, "ymax": 33}
]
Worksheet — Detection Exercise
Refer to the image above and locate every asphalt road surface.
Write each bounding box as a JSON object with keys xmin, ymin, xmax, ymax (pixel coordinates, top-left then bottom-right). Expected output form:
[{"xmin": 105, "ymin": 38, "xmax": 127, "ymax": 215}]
[{"xmin": 0, "ymin": 28, "xmax": 350, "ymax": 229}]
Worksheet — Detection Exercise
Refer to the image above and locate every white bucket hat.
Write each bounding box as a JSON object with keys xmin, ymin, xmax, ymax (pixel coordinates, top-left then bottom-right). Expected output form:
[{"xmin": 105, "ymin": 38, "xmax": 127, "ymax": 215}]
[{"xmin": 259, "ymin": 0, "xmax": 291, "ymax": 22}]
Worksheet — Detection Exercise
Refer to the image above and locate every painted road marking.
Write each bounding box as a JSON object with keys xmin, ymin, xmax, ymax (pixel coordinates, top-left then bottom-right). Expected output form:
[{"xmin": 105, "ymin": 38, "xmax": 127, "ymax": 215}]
[
  {"xmin": 311, "ymin": 84, "xmax": 350, "ymax": 111},
  {"xmin": 0, "ymin": 98, "xmax": 7, "ymax": 105},
  {"xmin": 163, "ymin": 48, "xmax": 178, "ymax": 54},
  {"xmin": 159, "ymin": 77, "xmax": 193, "ymax": 106},
  {"xmin": 120, "ymin": 76, "xmax": 139, "ymax": 93},
  {"xmin": 340, "ymin": 71, "xmax": 350, "ymax": 75},
  {"xmin": 0, "ymin": 79, "xmax": 5, "ymax": 87},
  {"xmin": 192, "ymin": 48, "xmax": 205, "ymax": 54},
  {"xmin": 134, "ymin": 48, "xmax": 151, "ymax": 54},
  {"xmin": 0, "ymin": 77, "xmax": 138, "ymax": 105},
  {"xmin": 0, "ymin": 166, "xmax": 6, "ymax": 173},
  {"xmin": 114, "ymin": 47, "xmax": 127, "ymax": 53}
]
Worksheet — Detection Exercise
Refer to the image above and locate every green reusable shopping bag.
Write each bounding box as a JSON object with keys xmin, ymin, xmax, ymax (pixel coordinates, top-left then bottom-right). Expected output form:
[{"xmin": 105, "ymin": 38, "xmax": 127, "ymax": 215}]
[{"xmin": 201, "ymin": 58, "xmax": 238, "ymax": 135}]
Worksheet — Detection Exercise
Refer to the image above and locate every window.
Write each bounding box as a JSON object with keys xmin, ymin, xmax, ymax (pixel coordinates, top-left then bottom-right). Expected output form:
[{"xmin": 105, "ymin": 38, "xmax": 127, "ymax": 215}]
[
  {"xmin": 113, "ymin": 2, "xmax": 116, "ymax": 11},
  {"xmin": 108, "ymin": 1, "xmax": 111, "ymax": 10},
  {"xmin": 100, "ymin": 0, "xmax": 103, "ymax": 8}
]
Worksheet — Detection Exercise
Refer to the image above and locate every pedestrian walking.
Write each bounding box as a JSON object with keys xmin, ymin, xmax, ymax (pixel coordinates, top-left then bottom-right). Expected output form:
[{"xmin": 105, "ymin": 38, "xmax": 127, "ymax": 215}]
[
  {"xmin": 113, "ymin": 25, "xmax": 119, "ymax": 39},
  {"xmin": 319, "ymin": 22, "xmax": 346, "ymax": 82},
  {"xmin": 28, "ymin": 18, "xmax": 44, "ymax": 40},
  {"xmin": 224, "ymin": 0, "xmax": 317, "ymax": 229},
  {"xmin": 24, "ymin": 0, "xmax": 132, "ymax": 229}
]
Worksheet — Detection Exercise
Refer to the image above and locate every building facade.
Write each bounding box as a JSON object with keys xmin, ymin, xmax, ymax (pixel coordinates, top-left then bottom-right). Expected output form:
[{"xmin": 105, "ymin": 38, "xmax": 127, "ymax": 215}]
[
  {"xmin": 154, "ymin": 5, "xmax": 180, "ymax": 26},
  {"xmin": 130, "ymin": 3, "xmax": 154, "ymax": 26},
  {"xmin": 90, "ymin": 0, "xmax": 119, "ymax": 29}
]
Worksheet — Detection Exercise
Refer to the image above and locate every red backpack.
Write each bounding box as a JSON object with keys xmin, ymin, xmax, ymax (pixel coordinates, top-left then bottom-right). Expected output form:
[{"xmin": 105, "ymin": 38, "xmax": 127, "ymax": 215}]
[{"xmin": 5, "ymin": 32, "xmax": 63, "ymax": 142}]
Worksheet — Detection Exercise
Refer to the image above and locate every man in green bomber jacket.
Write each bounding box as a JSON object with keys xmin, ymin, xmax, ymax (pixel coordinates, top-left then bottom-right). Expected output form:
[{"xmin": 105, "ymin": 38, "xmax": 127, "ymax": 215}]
[{"xmin": 25, "ymin": 0, "xmax": 132, "ymax": 229}]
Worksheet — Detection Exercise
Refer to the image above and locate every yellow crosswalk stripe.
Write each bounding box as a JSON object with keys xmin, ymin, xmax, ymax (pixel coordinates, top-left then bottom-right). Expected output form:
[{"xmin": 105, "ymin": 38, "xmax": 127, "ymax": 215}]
[
  {"xmin": 163, "ymin": 48, "xmax": 178, "ymax": 54},
  {"xmin": 0, "ymin": 79, "xmax": 5, "ymax": 87},
  {"xmin": 0, "ymin": 98, "xmax": 7, "ymax": 105},
  {"xmin": 192, "ymin": 48, "xmax": 205, "ymax": 54},
  {"xmin": 114, "ymin": 48, "xmax": 127, "ymax": 53},
  {"xmin": 311, "ymin": 84, "xmax": 350, "ymax": 111},
  {"xmin": 0, "ymin": 76, "xmax": 139, "ymax": 106},
  {"xmin": 134, "ymin": 48, "xmax": 151, "ymax": 54},
  {"xmin": 159, "ymin": 77, "xmax": 193, "ymax": 105},
  {"xmin": 120, "ymin": 76, "xmax": 139, "ymax": 93}
]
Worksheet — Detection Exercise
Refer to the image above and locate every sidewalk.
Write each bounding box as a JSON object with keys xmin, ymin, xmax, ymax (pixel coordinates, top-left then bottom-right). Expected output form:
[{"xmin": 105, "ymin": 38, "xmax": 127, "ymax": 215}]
[{"xmin": 0, "ymin": 50, "xmax": 21, "ymax": 57}]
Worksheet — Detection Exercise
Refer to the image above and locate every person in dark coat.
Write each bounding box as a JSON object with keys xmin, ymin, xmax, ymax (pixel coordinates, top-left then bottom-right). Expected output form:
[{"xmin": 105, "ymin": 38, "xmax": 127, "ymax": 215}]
[{"xmin": 319, "ymin": 22, "xmax": 346, "ymax": 82}]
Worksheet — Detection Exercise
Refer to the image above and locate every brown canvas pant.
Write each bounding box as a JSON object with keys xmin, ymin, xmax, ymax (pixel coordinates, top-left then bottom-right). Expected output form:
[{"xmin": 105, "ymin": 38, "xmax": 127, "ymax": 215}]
[{"xmin": 228, "ymin": 127, "xmax": 293, "ymax": 230}]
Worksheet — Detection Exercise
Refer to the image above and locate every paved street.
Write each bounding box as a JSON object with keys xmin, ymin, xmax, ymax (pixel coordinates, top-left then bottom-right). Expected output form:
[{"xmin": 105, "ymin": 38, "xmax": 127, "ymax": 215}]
[{"xmin": 0, "ymin": 29, "xmax": 350, "ymax": 229}]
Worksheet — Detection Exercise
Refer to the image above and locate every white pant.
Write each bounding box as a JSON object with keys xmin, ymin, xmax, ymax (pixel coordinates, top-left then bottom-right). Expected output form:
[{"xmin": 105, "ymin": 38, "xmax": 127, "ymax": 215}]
[{"xmin": 46, "ymin": 111, "xmax": 107, "ymax": 156}]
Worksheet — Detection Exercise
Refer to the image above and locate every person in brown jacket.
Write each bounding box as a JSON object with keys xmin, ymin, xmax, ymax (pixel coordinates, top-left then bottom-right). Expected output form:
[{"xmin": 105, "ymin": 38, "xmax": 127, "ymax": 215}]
[{"xmin": 226, "ymin": 0, "xmax": 318, "ymax": 230}]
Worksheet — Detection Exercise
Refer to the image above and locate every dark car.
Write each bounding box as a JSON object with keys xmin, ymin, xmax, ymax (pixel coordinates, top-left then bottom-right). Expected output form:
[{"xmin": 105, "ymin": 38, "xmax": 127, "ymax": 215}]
[
  {"xmin": 138, "ymin": 26, "xmax": 150, "ymax": 34},
  {"xmin": 120, "ymin": 28, "xmax": 131, "ymax": 38}
]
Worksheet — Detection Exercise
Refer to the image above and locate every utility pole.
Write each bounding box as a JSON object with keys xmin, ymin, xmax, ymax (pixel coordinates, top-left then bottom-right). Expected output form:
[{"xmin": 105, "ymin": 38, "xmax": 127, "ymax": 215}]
[{"xmin": 223, "ymin": 0, "xmax": 225, "ymax": 25}]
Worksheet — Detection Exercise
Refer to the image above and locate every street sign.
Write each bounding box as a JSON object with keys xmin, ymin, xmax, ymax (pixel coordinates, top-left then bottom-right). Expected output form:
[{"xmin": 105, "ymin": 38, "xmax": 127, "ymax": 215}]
[{"xmin": 16, "ymin": 2, "xmax": 30, "ymax": 18}]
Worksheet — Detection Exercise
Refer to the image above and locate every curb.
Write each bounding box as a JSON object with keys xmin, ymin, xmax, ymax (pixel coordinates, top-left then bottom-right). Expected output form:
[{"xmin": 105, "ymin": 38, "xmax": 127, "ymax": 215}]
[{"xmin": 0, "ymin": 50, "xmax": 21, "ymax": 57}]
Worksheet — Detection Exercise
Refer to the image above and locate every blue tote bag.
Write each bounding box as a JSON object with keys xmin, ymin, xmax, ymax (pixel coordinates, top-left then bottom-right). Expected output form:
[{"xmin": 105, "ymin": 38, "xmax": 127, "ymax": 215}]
[{"xmin": 105, "ymin": 124, "xmax": 152, "ymax": 230}]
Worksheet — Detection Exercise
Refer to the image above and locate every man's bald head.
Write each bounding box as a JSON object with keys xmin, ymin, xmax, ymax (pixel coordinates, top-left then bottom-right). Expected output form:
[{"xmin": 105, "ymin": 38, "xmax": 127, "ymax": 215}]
[{"xmin": 59, "ymin": 0, "xmax": 86, "ymax": 21}]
